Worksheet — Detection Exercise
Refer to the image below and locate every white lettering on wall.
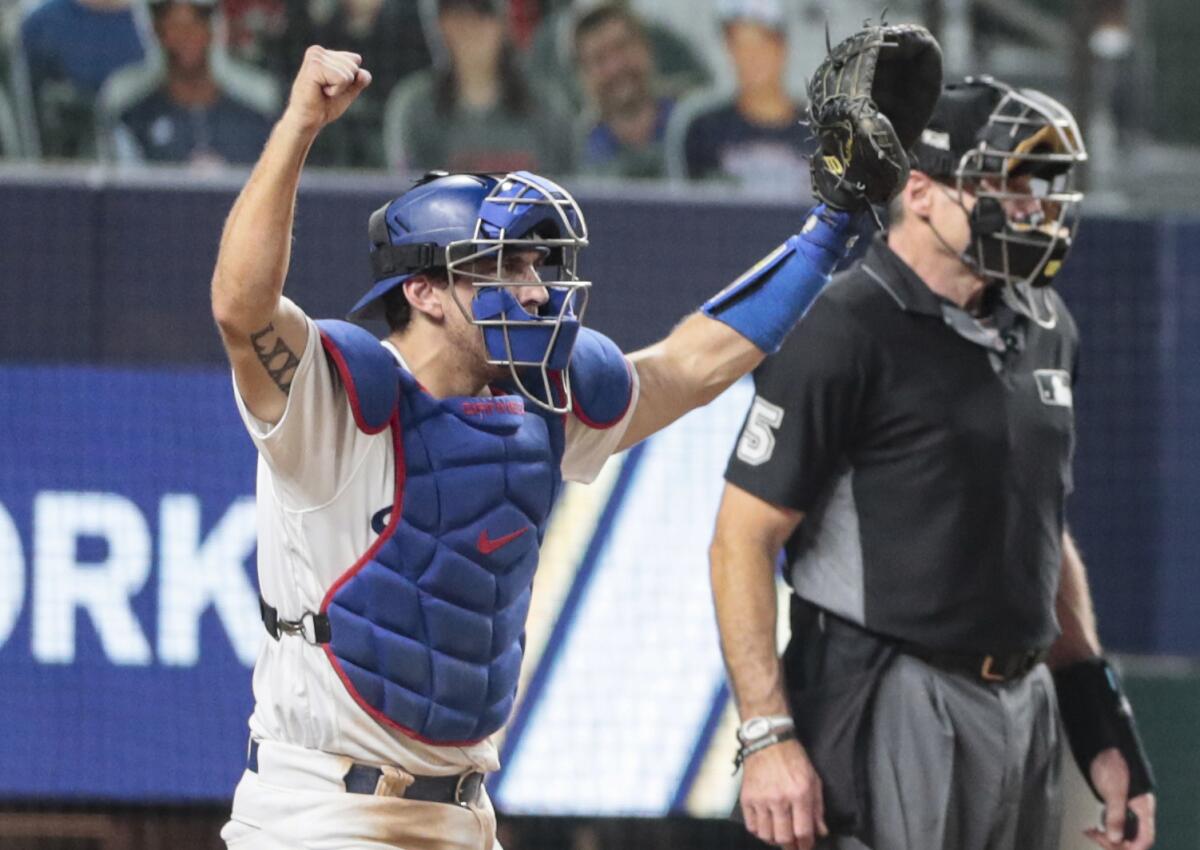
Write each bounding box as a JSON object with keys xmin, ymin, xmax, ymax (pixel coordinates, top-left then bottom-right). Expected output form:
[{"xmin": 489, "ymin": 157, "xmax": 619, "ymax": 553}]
[
  {"xmin": 157, "ymin": 494, "xmax": 261, "ymax": 666},
  {"xmin": 0, "ymin": 502, "xmax": 24, "ymax": 651},
  {"xmin": 32, "ymin": 492, "xmax": 152, "ymax": 665}
]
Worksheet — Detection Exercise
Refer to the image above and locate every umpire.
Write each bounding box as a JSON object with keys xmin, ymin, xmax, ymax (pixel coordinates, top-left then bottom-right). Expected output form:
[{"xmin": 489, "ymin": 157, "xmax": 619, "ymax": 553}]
[{"xmin": 710, "ymin": 78, "xmax": 1157, "ymax": 850}]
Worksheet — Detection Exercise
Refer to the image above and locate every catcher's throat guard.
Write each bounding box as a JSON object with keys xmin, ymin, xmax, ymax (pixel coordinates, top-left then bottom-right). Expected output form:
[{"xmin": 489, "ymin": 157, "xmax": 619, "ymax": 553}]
[{"xmin": 356, "ymin": 171, "xmax": 591, "ymax": 414}]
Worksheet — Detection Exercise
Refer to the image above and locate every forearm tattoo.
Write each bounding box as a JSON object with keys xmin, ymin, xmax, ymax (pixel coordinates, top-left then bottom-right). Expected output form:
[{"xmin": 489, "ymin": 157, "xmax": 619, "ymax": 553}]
[{"xmin": 249, "ymin": 322, "xmax": 300, "ymax": 394}]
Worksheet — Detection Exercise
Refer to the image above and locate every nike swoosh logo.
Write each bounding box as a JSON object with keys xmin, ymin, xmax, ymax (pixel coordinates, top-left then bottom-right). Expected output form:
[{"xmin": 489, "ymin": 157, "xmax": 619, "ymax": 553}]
[{"xmin": 477, "ymin": 526, "xmax": 528, "ymax": 555}]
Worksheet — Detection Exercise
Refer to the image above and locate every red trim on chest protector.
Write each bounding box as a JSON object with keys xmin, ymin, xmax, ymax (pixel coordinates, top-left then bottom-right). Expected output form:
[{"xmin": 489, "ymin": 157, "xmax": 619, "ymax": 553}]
[
  {"xmin": 314, "ymin": 411, "xmax": 491, "ymax": 748},
  {"xmin": 319, "ymin": 332, "xmax": 392, "ymax": 435}
]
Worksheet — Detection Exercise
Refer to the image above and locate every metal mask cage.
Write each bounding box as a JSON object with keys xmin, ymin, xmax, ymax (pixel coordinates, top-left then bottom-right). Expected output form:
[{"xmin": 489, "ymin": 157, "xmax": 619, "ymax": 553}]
[
  {"xmin": 444, "ymin": 173, "xmax": 592, "ymax": 414},
  {"xmin": 954, "ymin": 85, "xmax": 1088, "ymax": 326}
]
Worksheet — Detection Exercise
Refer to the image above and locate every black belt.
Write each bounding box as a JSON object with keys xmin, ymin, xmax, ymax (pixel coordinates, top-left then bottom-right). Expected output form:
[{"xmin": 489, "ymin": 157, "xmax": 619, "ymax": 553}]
[
  {"xmin": 247, "ymin": 740, "xmax": 484, "ymax": 807},
  {"xmin": 901, "ymin": 644, "xmax": 1047, "ymax": 683},
  {"xmin": 813, "ymin": 604, "xmax": 1045, "ymax": 683}
]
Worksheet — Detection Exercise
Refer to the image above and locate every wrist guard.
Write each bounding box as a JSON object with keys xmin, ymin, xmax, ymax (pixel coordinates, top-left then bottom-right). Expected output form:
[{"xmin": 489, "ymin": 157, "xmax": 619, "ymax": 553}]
[
  {"xmin": 701, "ymin": 204, "xmax": 857, "ymax": 353},
  {"xmin": 1053, "ymin": 657, "xmax": 1155, "ymax": 801}
]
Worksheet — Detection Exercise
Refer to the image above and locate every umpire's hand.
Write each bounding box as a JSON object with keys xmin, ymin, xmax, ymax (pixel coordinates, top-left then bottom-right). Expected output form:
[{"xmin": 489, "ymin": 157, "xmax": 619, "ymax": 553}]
[
  {"xmin": 1085, "ymin": 747, "xmax": 1157, "ymax": 850},
  {"xmin": 741, "ymin": 738, "xmax": 828, "ymax": 850},
  {"xmin": 284, "ymin": 46, "xmax": 372, "ymax": 135}
]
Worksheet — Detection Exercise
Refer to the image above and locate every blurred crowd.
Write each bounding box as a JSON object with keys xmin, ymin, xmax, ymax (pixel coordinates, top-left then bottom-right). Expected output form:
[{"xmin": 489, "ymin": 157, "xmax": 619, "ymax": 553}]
[
  {"xmin": 0, "ymin": 0, "xmax": 1139, "ymax": 197},
  {"xmin": 0, "ymin": 0, "xmax": 869, "ymax": 196}
]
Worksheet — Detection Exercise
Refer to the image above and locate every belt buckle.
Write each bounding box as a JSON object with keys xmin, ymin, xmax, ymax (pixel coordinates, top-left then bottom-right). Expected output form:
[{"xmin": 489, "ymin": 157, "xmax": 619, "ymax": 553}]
[
  {"xmin": 276, "ymin": 611, "xmax": 330, "ymax": 644},
  {"xmin": 454, "ymin": 772, "xmax": 482, "ymax": 807},
  {"xmin": 297, "ymin": 612, "xmax": 319, "ymax": 645},
  {"xmin": 980, "ymin": 655, "xmax": 1006, "ymax": 682}
]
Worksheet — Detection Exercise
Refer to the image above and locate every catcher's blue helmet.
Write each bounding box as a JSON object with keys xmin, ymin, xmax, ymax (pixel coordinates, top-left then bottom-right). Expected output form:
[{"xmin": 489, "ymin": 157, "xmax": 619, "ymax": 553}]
[{"xmin": 353, "ymin": 170, "xmax": 591, "ymax": 414}]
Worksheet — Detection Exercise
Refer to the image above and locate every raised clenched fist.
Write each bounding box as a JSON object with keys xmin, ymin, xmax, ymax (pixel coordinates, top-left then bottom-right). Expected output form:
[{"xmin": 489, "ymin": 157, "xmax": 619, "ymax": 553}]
[{"xmin": 284, "ymin": 46, "xmax": 372, "ymax": 134}]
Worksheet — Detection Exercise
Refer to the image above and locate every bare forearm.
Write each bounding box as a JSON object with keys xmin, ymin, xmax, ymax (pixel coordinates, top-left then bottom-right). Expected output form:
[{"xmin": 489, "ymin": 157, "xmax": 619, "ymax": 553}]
[
  {"xmin": 1047, "ymin": 530, "xmax": 1102, "ymax": 668},
  {"xmin": 710, "ymin": 534, "xmax": 789, "ymax": 717},
  {"xmin": 669, "ymin": 313, "xmax": 766, "ymax": 404},
  {"xmin": 209, "ymin": 48, "xmax": 368, "ymax": 424},
  {"xmin": 211, "ymin": 115, "xmax": 317, "ymax": 336},
  {"xmin": 621, "ymin": 313, "xmax": 764, "ymax": 449}
]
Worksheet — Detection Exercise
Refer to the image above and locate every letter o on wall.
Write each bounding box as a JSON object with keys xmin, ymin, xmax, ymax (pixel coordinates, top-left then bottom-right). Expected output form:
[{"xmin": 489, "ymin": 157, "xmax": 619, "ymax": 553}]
[{"xmin": 0, "ymin": 504, "xmax": 24, "ymax": 649}]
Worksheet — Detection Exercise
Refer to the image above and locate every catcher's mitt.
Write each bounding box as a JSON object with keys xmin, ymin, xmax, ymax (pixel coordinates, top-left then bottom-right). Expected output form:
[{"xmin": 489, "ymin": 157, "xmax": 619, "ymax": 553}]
[{"xmin": 807, "ymin": 23, "xmax": 943, "ymax": 212}]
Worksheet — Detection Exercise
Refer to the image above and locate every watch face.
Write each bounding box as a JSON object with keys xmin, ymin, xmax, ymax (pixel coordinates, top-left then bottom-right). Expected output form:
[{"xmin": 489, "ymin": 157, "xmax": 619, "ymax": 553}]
[{"xmin": 741, "ymin": 718, "xmax": 769, "ymax": 740}]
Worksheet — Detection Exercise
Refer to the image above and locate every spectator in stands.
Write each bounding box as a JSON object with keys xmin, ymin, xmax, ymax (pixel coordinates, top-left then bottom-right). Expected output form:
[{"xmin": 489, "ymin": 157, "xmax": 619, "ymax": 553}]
[
  {"xmin": 383, "ymin": 0, "xmax": 573, "ymax": 175},
  {"xmin": 573, "ymin": 3, "xmax": 679, "ymax": 179},
  {"xmin": 527, "ymin": 0, "xmax": 710, "ymax": 114},
  {"xmin": 109, "ymin": 0, "xmax": 273, "ymax": 165},
  {"xmin": 20, "ymin": 0, "xmax": 153, "ymax": 158},
  {"xmin": 666, "ymin": 0, "xmax": 812, "ymax": 197}
]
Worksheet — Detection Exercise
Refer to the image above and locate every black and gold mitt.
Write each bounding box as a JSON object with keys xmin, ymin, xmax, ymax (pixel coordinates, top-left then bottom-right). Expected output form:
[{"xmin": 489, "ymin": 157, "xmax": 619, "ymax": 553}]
[{"xmin": 807, "ymin": 24, "xmax": 943, "ymax": 212}]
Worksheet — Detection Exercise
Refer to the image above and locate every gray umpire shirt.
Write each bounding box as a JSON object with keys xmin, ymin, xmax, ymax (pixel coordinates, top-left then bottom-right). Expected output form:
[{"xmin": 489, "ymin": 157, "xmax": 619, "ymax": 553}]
[{"xmin": 725, "ymin": 235, "xmax": 1080, "ymax": 655}]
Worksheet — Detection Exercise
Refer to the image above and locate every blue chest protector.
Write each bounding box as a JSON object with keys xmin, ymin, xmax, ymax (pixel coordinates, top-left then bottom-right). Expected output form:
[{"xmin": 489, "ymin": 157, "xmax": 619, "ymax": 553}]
[{"xmin": 314, "ymin": 320, "xmax": 631, "ymax": 744}]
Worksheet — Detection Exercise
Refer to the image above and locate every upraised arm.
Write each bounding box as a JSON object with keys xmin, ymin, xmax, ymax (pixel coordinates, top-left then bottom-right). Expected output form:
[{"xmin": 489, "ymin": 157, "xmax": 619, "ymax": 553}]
[
  {"xmin": 616, "ymin": 207, "xmax": 855, "ymax": 451},
  {"xmin": 615, "ymin": 19, "xmax": 943, "ymax": 452},
  {"xmin": 210, "ymin": 46, "xmax": 371, "ymax": 425}
]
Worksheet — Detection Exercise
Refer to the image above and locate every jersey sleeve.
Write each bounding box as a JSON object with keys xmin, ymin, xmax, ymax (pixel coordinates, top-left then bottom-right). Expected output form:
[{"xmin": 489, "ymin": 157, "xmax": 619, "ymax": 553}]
[
  {"xmin": 560, "ymin": 328, "xmax": 640, "ymax": 483},
  {"xmin": 724, "ymin": 293, "xmax": 872, "ymax": 511},
  {"xmin": 233, "ymin": 315, "xmax": 377, "ymax": 509}
]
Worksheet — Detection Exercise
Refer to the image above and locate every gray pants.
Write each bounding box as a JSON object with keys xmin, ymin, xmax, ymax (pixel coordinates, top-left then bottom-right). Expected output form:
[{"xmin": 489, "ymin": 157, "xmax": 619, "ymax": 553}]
[{"xmin": 830, "ymin": 654, "xmax": 1063, "ymax": 850}]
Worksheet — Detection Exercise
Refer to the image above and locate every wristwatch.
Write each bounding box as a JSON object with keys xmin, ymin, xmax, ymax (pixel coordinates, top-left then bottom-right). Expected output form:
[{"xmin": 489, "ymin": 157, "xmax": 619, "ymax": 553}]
[{"xmin": 736, "ymin": 715, "xmax": 795, "ymax": 745}]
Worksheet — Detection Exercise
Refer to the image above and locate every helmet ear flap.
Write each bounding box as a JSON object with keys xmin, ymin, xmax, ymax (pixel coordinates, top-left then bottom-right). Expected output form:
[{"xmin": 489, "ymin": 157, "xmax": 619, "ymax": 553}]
[{"xmin": 368, "ymin": 203, "xmax": 392, "ymax": 248}]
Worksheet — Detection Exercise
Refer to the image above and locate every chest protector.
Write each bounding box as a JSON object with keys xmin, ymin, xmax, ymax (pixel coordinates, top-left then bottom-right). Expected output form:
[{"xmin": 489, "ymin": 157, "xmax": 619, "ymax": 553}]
[{"xmin": 312, "ymin": 320, "xmax": 631, "ymax": 745}]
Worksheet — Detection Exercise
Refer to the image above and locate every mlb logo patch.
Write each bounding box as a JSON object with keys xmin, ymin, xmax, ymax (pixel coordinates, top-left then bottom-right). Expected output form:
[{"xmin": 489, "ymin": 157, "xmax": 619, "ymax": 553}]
[{"xmin": 1034, "ymin": 369, "xmax": 1073, "ymax": 407}]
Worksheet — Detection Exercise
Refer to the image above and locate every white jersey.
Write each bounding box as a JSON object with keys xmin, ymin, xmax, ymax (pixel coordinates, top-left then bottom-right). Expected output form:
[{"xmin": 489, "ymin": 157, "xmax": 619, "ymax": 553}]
[{"xmin": 235, "ymin": 317, "xmax": 639, "ymax": 775}]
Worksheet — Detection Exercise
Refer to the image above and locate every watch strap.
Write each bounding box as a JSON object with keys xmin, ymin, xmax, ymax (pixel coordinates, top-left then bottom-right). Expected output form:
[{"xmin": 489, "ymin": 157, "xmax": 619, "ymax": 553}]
[{"xmin": 733, "ymin": 728, "xmax": 798, "ymax": 772}]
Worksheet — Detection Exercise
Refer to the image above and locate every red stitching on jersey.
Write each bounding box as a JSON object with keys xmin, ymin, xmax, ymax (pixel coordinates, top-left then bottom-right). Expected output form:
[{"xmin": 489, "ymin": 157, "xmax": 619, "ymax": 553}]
[{"xmin": 461, "ymin": 399, "xmax": 525, "ymax": 416}]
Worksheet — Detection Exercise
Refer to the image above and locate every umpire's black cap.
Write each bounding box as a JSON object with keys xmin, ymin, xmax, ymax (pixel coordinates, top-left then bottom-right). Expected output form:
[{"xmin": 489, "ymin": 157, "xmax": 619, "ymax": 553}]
[
  {"xmin": 909, "ymin": 79, "xmax": 1000, "ymax": 179},
  {"xmin": 911, "ymin": 76, "xmax": 1082, "ymax": 182}
]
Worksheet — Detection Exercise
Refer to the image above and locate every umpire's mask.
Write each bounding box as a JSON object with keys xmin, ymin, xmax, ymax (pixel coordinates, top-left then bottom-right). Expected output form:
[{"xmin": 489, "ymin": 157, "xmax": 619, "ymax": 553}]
[{"xmin": 912, "ymin": 77, "xmax": 1088, "ymax": 327}]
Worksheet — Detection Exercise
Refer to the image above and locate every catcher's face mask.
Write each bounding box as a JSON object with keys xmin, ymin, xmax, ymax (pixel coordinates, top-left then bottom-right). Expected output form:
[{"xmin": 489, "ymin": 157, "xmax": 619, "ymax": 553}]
[
  {"xmin": 445, "ymin": 171, "xmax": 591, "ymax": 415},
  {"xmin": 953, "ymin": 82, "xmax": 1087, "ymax": 325}
]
